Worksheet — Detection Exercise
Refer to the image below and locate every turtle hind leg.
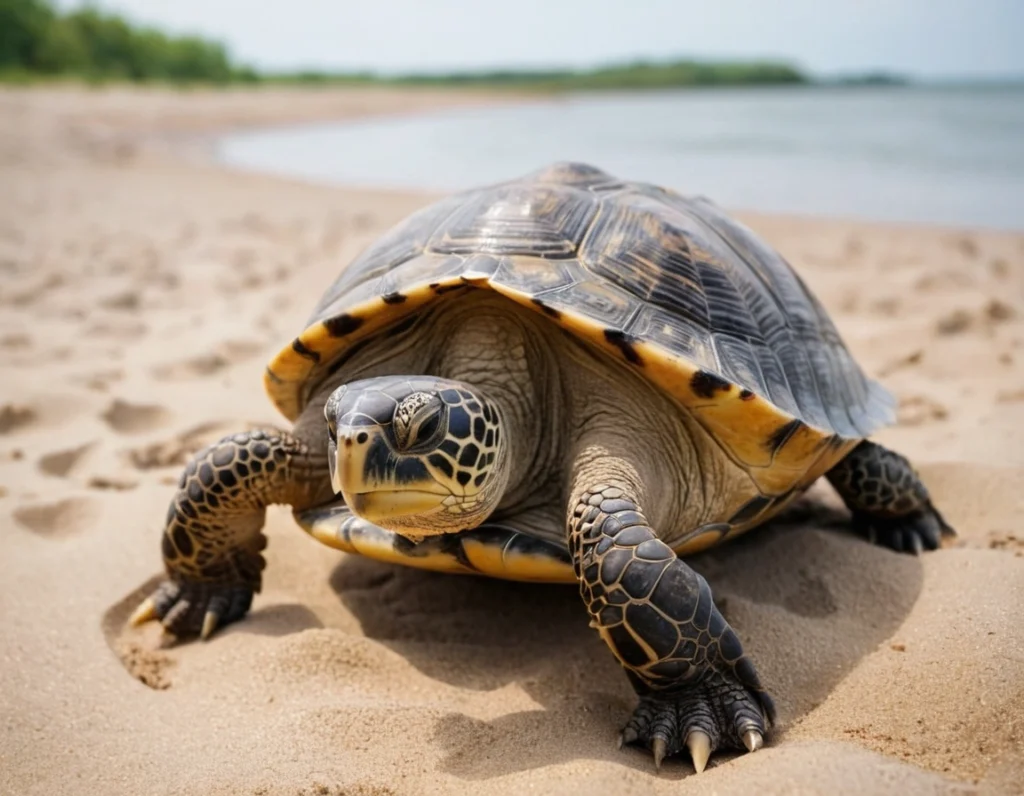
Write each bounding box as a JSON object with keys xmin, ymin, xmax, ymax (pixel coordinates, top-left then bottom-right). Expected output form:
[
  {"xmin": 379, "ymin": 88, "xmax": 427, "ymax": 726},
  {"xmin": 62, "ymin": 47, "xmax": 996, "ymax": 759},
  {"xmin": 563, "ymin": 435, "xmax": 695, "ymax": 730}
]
[{"xmin": 826, "ymin": 440, "xmax": 956, "ymax": 554}]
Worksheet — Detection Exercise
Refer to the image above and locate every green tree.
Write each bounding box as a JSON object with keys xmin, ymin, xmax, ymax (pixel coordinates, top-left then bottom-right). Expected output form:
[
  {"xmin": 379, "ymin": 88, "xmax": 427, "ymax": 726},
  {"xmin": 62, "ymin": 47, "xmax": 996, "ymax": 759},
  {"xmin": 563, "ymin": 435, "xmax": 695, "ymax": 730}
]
[{"xmin": 0, "ymin": 0, "xmax": 55, "ymax": 69}]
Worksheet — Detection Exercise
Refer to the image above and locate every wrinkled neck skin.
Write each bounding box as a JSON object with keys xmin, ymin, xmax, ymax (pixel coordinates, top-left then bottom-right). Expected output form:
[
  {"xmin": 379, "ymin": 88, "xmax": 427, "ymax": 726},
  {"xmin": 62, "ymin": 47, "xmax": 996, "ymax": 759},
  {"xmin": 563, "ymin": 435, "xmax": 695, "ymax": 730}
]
[
  {"xmin": 304, "ymin": 292, "xmax": 563, "ymax": 518},
  {"xmin": 303, "ymin": 291, "xmax": 735, "ymax": 535}
]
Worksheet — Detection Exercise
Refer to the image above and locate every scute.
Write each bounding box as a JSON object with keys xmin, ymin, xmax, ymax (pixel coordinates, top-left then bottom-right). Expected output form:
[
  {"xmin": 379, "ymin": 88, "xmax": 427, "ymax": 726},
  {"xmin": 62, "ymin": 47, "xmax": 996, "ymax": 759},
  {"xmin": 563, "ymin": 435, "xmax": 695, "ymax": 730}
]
[
  {"xmin": 310, "ymin": 193, "xmax": 466, "ymax": 323},
  {"xmin": 524, "ymin": 161, "xmax": 617, "ymax": 188},
  {"xmin": 427, "ymin": 183, "xmax": 597, "ymax": 258},
  {"xmin": 266, "ymin": 162, "xmax": 895, "ymax": 496},
  {"xmin": 580, "ymin": 192, "xmax": 712, "ymax": 328}
]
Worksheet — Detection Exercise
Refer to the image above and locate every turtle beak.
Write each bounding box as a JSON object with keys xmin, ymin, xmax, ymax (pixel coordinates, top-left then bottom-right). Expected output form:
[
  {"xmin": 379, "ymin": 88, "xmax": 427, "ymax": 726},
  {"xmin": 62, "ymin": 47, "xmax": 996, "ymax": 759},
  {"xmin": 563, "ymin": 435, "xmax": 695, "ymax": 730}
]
[
  {"xmin": 331, "ymin": 421, "xmax": 451, "ymax": 531},
  {"xmin": 348, "ymin": 490, "xmax": 449, "ymax": 524}
]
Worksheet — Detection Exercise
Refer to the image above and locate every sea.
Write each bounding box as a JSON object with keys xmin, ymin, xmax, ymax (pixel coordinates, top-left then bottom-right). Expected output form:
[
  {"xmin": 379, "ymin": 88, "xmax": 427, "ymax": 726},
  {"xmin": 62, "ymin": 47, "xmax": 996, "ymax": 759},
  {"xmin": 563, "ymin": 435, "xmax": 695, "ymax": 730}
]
[{"xmin": 218, "ymin": 86, "xmax": 1024, "ymax": 231}]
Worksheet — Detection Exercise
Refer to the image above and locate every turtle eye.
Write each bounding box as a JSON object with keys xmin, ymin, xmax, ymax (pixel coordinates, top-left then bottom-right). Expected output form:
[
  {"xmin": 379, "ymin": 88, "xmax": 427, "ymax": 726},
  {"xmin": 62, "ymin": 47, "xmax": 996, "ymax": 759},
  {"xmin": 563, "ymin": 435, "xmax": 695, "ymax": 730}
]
[
  {"xmin": 410, "ymin": 410, "xmax": 443, "ymax": 449},
  {"xmin": 394, "ymin": 392, "xmax": 445, "ymax": 451}
]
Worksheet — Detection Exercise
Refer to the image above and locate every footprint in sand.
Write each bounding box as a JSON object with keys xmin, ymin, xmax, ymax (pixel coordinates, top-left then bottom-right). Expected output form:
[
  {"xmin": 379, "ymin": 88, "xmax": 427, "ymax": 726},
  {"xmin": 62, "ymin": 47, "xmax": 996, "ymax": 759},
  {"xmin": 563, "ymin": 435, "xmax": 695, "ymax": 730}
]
[
  {"xmin": 87, "ymin": 475, "xmax": 138, "ymax": 491},
  {"xmin": 126, "ymin": 420, "xmax": 238, "ymax": 470},
  {"xmin": 85, "ymin": 320, "xmax": 147, "ymax": 338},
  {"xmin": 102, "ymin": 576, "xmax": 175, "ymax": 690},
  {"xmin": 0, "ymin": 333, "xmax": 31, "ymax": 349},
  {"xmin": 937, "ymin": 299, "xmax": 1017, "ymax": 336},
  {"xmin": 151, "ymin": 339, "xmax": 265, "ymax": 381},
  {"xmin": 101, "ymin": 399, "xmax": 171, "ymax": 434},
  {"xmin": 898, "ymin": 395, "xmax": 950, "ymax": 426},
  {"xmin": 38, "ymin": 442, "xmax": 94, "ymax": 478},
  {"xmin": 13, "ymin": 495, "xmax": 100, "ymax": 538},
  {"xmin": 98, "ymin": 290, "xmax": 141, "ymax": 311},
  {"xmin": 0, "ymin": 404, "xmax": 36, "ymax": 434}
]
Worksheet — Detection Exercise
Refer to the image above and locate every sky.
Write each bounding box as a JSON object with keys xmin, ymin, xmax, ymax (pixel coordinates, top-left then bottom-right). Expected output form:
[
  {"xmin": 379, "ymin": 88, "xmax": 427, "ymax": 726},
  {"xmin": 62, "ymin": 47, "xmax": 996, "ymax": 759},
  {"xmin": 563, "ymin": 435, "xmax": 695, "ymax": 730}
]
[{"xmin": 58, "ymin": 0, "xmax": 1024, "ymax": 79}]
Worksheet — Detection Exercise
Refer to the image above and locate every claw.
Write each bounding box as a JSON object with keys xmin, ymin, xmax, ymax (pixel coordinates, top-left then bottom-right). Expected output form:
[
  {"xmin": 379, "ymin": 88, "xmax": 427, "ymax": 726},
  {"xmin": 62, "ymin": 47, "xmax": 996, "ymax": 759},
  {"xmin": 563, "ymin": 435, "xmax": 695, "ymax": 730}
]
[
  {"xmin": 619, "ymin": 727, "xmax": 638, "ymax": 748},
  {"xmin": 686, "ymin": 730, "xmax": 711, "ymax": 774},
  {"xmin": 128, "ymin": 597, "xmax": 157, "ymax": 627},
  {"xmin": 200, "ymin": 609, "xmax": 219, "ymax": 641},
  {"xmin": 909, "ymin": 534, "xmax": 924, "ymax": 556},
  {"xmin": 651, "ymin": 737, "xmax": 667, "ymax": 771},
  {"xmin": 742, "ymin": 729, "xmax": 763, "ymax": 753}
]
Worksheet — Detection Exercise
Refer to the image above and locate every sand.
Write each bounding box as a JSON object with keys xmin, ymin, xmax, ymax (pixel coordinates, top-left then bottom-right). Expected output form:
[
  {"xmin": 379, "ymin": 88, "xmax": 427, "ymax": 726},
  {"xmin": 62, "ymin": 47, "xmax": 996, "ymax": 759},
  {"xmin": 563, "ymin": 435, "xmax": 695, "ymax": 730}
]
[{"xmin": 1, "ymin": 85, "xmax": 1022, "ymax": 796}]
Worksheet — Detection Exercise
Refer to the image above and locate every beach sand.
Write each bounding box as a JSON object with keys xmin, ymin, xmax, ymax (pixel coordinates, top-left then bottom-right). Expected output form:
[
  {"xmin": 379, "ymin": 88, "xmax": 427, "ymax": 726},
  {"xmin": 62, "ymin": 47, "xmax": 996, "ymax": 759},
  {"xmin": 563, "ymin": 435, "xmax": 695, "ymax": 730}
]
[{"xmin": 1, "ymin": 86, "xmax": 1021, "ymax": 796}]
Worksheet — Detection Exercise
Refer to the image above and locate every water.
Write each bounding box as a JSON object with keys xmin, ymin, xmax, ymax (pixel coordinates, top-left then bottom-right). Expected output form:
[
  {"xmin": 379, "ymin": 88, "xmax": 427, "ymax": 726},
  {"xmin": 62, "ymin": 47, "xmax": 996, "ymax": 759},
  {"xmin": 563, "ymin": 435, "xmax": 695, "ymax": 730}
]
[{"xmin": 219, "ymin": 87, "xmax": 1024, "ymax": 230}]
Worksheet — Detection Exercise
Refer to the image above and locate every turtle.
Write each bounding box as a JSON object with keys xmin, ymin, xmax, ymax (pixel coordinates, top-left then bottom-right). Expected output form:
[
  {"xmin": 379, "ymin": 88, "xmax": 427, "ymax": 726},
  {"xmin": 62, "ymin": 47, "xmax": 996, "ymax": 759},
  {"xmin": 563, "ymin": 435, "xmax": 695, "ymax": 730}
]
[{"xmin": 129, "ymin": 161, "xmax": 954, "ymax": 773}]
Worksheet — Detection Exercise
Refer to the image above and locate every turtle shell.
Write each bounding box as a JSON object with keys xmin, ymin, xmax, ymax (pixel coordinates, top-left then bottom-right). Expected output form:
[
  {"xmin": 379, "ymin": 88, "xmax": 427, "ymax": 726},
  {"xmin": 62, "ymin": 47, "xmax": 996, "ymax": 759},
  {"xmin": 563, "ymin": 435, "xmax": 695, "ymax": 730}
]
[{"xmin": 266, "ymin": 162, "xmax": 895, "ymax": 496}]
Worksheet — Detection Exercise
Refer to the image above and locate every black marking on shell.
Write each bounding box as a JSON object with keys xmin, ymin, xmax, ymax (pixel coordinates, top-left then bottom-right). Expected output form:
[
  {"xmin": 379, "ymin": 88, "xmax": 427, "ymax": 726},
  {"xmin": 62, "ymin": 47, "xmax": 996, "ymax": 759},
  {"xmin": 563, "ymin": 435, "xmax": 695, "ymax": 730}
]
[
  {"xmin": 265, "ymin": 367, "xmax": 283, "ymax": 385},
  {"xmin": 690, "ymin": 370, "xmax": 732, "ymax": 399},
  {"xmin": 323, "ymin": 314, "xmax": 364, "ymax": 337},
  {"xmin": 531, "ymin": 297, "xmax": 562, "ymax": 319},
  {"xmin": 434, "ymin": 283, "xmax": 468, "ymax": 295},
  {"xmin": 739, "ymin": 389, "xmax": 755, "ymax": 401},
  {"xmin": 766, "ymin": 418, "xmax": 804, "ymax": 455},
  {"xmin": 728, "ymin": 495, "xmax": 774, "ymax": 525},
  {"xmin": 382, "ymin": 292, "xmax": 407, "ymax": 305},
  {"xmin": 291, "ymin": 338, "xmax": 320, "ymax": 363},
  {"xmin": 603, "ymin": 329, "xmax": 643, "ymax": 365}
]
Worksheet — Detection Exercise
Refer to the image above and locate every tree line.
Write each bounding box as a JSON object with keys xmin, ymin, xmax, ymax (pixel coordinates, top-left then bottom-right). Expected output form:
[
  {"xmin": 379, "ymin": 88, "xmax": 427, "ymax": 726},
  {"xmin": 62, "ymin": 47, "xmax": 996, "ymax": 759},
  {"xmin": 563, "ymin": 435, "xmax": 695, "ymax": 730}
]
[
  {"xmin": 0, "ymin": 0, "xmax": 256, "ymax": 83},
  {"xmin": 0, "ymin": 0, "xmax": 808, "ymax": 88}
]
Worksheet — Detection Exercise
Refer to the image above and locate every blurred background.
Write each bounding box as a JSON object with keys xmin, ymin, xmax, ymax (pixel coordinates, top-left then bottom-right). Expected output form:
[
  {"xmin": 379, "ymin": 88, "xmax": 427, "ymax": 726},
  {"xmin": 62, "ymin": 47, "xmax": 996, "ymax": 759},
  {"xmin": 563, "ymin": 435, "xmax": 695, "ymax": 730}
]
[{"xmin": 3, "ymin": 0, "xmax": 1023, "ymax": 228}]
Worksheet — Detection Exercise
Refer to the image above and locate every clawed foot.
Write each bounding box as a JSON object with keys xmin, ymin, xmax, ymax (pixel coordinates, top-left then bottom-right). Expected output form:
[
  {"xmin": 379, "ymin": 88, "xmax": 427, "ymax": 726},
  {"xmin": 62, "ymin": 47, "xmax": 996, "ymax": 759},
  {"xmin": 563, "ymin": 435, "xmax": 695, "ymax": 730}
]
[
  {"xmin": 619, "ymin": 672, "xmax": 775, "ymax": 773},
  {"xmin": 853, "ymin": 505, "xmax": 956, "ymax": 555},
  {"xmin": 129, "ymin": 579, "xmax": 253, "ymax": 640}
]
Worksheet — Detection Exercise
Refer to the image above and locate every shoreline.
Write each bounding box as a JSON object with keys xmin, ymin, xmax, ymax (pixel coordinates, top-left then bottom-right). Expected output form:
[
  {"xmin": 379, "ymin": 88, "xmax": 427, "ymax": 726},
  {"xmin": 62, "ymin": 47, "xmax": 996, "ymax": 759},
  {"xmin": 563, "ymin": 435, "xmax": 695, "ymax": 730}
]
[
  {"xmin": 8, "ymin": 83, "xmax": 1013, "ymax": 236},
  {"xmin": 1, "ymin": 85, "xmax": 1022, "ymax": 796}
]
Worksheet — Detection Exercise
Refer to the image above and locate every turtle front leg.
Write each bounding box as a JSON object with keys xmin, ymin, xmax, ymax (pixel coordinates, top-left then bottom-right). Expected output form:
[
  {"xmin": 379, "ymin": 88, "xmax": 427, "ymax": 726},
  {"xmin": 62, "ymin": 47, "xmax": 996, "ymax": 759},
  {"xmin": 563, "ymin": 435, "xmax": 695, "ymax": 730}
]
[
  {"xmin": 568, "ymin": 484, "xmax": 775, "ymax": 772},
  {"xmin": 130, "ymin": 428, "xmax": 329, "ymax": 641},
  {"xmin": 826, "ymin": 440, "xmax": 956, "ymax": 554}
]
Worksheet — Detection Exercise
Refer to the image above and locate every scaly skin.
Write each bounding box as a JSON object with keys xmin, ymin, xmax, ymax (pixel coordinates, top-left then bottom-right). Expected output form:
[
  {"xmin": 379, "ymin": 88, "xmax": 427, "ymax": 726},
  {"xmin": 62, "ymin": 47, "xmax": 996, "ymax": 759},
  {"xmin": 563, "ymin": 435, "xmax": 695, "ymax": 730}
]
[
  {"xmin": 826, "ymin": 440, "xmax": 956, "ymax": 553},
  {"xmin": 568, "ymin": 483, "xmax": 774, "ymax": 771},
  {"xmin": 131, "ymin": 426, "xmax": 331, "ymax": 638}
]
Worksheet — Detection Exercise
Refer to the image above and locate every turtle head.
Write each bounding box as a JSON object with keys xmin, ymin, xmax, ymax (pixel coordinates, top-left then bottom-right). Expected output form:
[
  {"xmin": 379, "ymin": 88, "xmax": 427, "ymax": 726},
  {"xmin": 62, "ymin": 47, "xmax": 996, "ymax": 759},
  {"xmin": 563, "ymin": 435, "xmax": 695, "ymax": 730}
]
[{"xmin": 324, "ymin": 376, "xmax": 509, "ymax": 536}]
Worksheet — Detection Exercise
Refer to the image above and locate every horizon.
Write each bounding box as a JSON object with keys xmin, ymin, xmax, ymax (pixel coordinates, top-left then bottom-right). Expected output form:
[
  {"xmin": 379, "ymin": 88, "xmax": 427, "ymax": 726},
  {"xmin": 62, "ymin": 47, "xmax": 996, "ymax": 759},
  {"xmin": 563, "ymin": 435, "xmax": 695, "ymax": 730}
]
[{"xmin": 53, "ymin": 0, "xmax": 1024, "ymax": 83}]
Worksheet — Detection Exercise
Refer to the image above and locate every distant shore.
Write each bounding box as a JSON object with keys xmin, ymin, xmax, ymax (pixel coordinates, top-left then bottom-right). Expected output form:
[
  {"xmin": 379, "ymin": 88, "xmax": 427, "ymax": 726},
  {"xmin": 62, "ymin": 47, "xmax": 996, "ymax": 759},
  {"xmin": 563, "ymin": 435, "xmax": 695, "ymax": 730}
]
[{"xmin": 0, "ymin": 0, "xmax": 898, "ymax": 91}]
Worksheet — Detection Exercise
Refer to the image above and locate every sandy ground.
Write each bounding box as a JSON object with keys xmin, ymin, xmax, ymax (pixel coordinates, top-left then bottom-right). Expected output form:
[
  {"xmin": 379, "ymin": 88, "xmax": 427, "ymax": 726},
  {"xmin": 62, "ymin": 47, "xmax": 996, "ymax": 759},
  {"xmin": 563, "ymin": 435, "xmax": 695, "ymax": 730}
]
[{"xmin": 1, "ymin": 86, "xmax": 1022, "ymax": 796}]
